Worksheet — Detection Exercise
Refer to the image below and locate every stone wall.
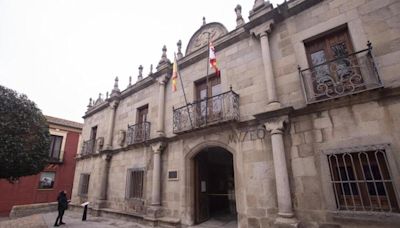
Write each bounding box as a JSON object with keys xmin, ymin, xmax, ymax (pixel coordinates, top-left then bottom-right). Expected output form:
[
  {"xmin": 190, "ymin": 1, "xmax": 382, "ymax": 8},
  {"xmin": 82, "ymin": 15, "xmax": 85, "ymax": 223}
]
[
  {"xmin": 270, "ymin": 0, "xmax": 400, "ymax": 109},
  {"xmin": 9, "ymin": 202, "xmax": 57, "ymax": 218},
  {"xmin": 72, "ymin": 0, "xmax": 400, "ymax": 227},
  {"xmin": 289, "ymin": 99, "xmax": 400, "ymax": 227}
]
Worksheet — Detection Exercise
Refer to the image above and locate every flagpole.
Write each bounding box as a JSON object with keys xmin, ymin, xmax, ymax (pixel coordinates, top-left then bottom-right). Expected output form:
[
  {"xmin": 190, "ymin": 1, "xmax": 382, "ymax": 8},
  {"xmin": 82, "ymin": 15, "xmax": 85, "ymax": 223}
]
[
  {"xmin": 205, "ymin": 32, "xmax": 210, "ymax": 126},
  {"xmin": 174, "ymin": 53, "xmax": 194, "ymax": 130}
]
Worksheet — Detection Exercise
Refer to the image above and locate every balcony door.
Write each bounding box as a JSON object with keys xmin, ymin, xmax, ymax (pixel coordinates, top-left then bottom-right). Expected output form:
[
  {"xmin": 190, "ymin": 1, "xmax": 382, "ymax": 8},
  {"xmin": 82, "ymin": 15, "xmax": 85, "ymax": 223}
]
[
  {"xmin": 135, "ymin": 105, "xmax": 148, "ymax": 142},
  {"xmin": 89, "ymin": 126, "xmax": 97, "ymax": 153},
  {"xmin": 137, "ymin": 105, "xmax": 148, "ymax": 124},
  {"xmin": 195, "ymin": 76, "xmax": 221, "ymax": 125},
  {"xmin": 305, "ymin": 27, "xmax": 363, "ymax": 98}
]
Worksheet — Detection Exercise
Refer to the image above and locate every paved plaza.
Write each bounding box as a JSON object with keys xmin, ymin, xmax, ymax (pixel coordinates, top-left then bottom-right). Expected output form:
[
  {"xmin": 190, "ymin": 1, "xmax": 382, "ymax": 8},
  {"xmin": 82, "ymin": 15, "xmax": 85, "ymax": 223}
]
[
  {"xmin": 0, "ymin": 211, "xmax": 146, "ymax": 228},
  {"xmin": 0, "ymin": 211, "xmax": 237, "ymax": 228}
]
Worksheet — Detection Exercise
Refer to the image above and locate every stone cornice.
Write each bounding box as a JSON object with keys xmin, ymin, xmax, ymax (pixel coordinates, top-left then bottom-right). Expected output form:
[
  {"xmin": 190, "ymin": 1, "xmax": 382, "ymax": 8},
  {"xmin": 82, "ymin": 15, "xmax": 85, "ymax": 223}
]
[
  {"xmin": 83, "ymin": 66, "xmax": 172, "ymax": 119},
  {"xmin": 291, "ymin": 87, "xmax": 400, "ymax": 118},
  {"xmin": 83, "ymin": 102, "xmax": 109, "ymax": 119}
]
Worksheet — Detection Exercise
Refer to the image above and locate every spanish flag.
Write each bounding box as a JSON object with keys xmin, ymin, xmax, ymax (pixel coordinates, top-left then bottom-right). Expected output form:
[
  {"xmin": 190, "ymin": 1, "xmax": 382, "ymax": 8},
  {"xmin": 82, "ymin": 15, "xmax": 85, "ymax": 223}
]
[
  {"xmin": 172, "ymin": 56, "xmax": 178, "ymax": 92},
  {"xmin": 209, "ymin": 42, "xmax": 220, "ymax": 76}
]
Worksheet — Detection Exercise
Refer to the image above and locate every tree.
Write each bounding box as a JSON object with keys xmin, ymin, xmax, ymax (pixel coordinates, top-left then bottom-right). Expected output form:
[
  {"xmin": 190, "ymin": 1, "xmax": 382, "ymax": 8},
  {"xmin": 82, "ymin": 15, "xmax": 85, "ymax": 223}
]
[{"xmin": 0, "ymin": 85, "xmax": 50, "ymax": 182}]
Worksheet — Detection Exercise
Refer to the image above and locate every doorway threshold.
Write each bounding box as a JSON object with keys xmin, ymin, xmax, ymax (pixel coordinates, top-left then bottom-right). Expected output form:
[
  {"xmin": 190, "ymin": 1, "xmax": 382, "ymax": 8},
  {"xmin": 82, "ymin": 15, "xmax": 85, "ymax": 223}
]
[{"xmin": 190, "ymin": 214, "xmax": 237, "ymax": 228}]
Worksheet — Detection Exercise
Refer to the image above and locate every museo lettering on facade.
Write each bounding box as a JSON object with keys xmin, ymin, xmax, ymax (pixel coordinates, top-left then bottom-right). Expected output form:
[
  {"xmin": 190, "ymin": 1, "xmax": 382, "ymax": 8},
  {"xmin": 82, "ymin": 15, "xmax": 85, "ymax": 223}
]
[{"xmin": 71, "ymin": 0, "xmax": 400, "ymax": 227}]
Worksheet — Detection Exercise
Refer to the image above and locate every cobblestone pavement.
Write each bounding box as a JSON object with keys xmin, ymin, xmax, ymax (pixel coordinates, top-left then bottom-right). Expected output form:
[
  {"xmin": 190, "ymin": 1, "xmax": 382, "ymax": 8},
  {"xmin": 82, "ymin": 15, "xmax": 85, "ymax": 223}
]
[
  {"xmin": 0, "ymin": 212, "xmax": 237, "ymax": 228},
  {"xmin": 0, "ymin": 211, "xmax": 148, "ymax": 228},
  {"xmin": 0, "ymin": 214, "xmax": 47, "ymax": 228}
]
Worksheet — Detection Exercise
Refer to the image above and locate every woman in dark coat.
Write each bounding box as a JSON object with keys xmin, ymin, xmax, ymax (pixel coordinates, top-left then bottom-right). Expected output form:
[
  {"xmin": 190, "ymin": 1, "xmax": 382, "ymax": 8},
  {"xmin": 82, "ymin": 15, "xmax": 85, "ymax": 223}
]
[{"xmin": 54, "ymin": 190, "xmax": 68, "ymax": 226}]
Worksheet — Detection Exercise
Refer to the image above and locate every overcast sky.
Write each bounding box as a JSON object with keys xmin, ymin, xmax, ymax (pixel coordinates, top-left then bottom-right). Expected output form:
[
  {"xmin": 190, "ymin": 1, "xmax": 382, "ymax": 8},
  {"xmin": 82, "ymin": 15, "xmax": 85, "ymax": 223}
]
[{"xmin": 0, "ymin": 0, "xmax": 284, "ymax": 123}]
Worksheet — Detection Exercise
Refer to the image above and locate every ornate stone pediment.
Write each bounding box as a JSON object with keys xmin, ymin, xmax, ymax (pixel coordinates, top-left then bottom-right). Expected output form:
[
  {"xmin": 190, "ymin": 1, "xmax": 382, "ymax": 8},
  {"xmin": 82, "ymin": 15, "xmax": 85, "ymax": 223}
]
[{"xmin": 185, "ymin": 22, "xmax": 228, "ymax": 55}]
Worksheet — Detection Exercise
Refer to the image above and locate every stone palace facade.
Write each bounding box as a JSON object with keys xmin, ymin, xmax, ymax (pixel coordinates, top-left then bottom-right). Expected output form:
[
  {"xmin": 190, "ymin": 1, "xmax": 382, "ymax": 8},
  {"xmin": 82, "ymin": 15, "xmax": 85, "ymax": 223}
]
[{"xmin": 71, "ymin": 0, "xmax": 400, "ymax": 227}]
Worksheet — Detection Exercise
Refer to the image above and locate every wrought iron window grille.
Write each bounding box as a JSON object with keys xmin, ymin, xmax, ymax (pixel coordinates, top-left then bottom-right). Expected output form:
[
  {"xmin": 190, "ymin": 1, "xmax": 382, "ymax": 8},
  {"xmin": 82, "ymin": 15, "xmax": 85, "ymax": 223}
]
[
  {"xmin": 172, "ymin": 89, "xmax": 240, "ymax": 134},
  {"xmin": 127, "ymin": 169, "xmax": 145, "ymax": 199},
  {"xmin": 299, "ymin": 42, "xmax": 383, "ymax": 104},
  {"xmin": 127, "ymin": 122, "xmax": 151, "ymax": 145},
  {"xmin": 325, "ymin": 144, "xmax": 399, "ymax": 213},
  {"xmin": 79, "ymin": 173, "xmax": 90, "ymax": 196}
]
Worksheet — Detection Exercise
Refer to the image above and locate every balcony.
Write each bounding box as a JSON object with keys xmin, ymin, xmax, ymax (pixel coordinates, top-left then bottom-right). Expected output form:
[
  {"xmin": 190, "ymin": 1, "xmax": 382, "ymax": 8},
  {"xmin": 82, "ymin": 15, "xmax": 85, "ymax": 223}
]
[
  {"xmin": 298, "ymin": 42, "xmax": 383, "ymax": 104},
  {"xmin": 173, "ymin": 90, "xmax": 240, "ymax": 134},
  {"xmin": 127, "ymin": 122, "xmax": 151, "ymax": 145},
  {"xmin": 81, "ymin": 139, "xmax": 95, "ymax": 156}
]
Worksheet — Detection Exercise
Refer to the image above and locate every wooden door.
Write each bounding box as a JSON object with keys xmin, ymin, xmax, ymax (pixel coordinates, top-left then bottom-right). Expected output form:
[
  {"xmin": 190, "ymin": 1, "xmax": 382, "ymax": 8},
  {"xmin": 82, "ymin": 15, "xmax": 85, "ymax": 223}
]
[
  {"xmin": 195, "ymin": 154, "xmax": 209, "ymax": 223},
  {"xmin": 305, "ymin": 27, "xmax": 365, "ymax": 98},
  {"xmin": 195, "ymin": 76, "xmax": 221, "ymax": 125}
]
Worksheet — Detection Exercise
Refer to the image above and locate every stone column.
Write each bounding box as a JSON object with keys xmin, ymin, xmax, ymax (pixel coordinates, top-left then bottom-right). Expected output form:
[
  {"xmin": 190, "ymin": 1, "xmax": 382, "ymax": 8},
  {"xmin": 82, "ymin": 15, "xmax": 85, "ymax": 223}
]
[
  {"xmin": 265, "ymin": 116, "xmax": 298, "ymax": 226},
  {"xmin": 156, "ymin": 78, "xmax": 166, "ymax": 137},
  {"xmin": 105, "ymin": 101, "xmax": 119, "ymax": 150},
  {"xmin": 150, "ymin": 142, "xmax": 166, "ymax": 206},
  {"xmin": 95, "ymin": 153, "xmax": 112, "ymax": 209},
  {"xmin": 259, "ymin": 29, "xmax": 279, "ymax": 106}
]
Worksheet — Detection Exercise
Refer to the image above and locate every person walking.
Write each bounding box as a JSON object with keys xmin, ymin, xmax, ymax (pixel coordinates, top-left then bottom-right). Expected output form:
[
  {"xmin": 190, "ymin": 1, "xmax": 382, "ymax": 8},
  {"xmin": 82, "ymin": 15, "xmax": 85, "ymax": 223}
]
[{"xmin": 54, "ymin": 190, "xmax": 68, "ymax": 226}]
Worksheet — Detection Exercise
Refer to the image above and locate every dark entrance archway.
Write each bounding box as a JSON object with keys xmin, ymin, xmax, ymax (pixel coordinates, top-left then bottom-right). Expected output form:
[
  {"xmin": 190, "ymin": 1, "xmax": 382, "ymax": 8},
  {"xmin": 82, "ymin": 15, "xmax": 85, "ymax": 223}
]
[{"xmin": 194, "ymin": 147, "xmax": 236, "ymax": 225}]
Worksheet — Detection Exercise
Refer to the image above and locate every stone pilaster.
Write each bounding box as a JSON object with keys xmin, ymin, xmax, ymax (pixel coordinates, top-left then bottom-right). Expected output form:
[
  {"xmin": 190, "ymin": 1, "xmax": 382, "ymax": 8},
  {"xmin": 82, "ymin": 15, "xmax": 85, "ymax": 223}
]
[
  {"xmin": 105, "ymin": 100, "xmax": 119, "ymax": 150},
  {"xmin": 265, "ymin": 116, "xmax": 298, "ymax": 227},
  {"xmin": 94, "ymin": 153, "xmax": 112, "ymax": 209},
  {"xmin": 252, "ymin": 23, "xmax": 281, "ymax": 109},
  {"xmin": 156, "ymin": 77, "xmax": 167, "ymax": 137},
  {"xmin": 150, "ymin": 142, "xmax": 166, "ymax": 206}
]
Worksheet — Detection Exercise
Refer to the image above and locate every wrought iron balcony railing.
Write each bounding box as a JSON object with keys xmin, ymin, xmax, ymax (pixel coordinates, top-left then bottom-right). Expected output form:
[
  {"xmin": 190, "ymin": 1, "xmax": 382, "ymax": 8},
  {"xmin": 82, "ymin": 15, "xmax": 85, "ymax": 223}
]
[
  {"xmin": 81, "ymin": 139, "xmax": 95, "ymax": 156},
  {"xmin": 173, "ymin": 89, "xmax": 240, "ymax": 133},
  {"xmin": 298, "ymin": 42, "xmax": 383, "ymax": 104},
  {"xmin": 127, "ymin": 122, "xmax": 151, "ymax": 145}
]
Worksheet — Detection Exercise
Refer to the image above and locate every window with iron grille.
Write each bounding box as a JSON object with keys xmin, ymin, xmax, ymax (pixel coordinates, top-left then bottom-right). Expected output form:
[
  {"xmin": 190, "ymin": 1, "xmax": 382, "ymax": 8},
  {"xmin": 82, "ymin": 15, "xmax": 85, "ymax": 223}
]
[
  {"xmin": 327, "ymin": 147, "xmax": 399, "ymax": 213},
  {"xmin": 79, "ymin": 174, "xmax": 90, "ymax": 196},
  {"xmin": 127, "ymin": 169, "xmax": 144, "ymax": 199},
  {"xmin": 49, "ymin": 135, "xmax": 63, "ymax": 160}
]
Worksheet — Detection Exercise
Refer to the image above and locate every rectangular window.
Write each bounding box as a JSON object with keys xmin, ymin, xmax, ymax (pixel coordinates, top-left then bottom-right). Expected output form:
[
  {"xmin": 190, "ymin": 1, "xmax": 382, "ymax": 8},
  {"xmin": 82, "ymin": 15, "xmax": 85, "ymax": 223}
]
[
  {"xmin": 89, "ymin": 126, "xmax": 97, "ymax": 153},
  {"xmin": 136, "ymin": 105, "xmax": 148, "ymax": 124},
  {"xmin": 79, "ymin": 174, "xmax": 90, "ymax": 196},
  {"xmin": 38, "ymin": 172, "xmax": 55, "ymax": 189},
  {"xmin": 133, "ymin": 105, "xmax": 149, "ymax": 142},
  {"xmin": 127, "ymin": 169, "xmax": 144, "ymax": 199},
  {"xmin": 90, "ymin": 126, "xmax": 97, "ymax": 140},
  {"xmin": 49, "ymin": 135, "xmax": 63, "ymax": 160},
  {"xmin": 327, "ymin": 148, "xmax": 399, "ymax": 212},
  {"xmin": 195, "ymin": 76, "xmax": 222, "ymax": 124}
]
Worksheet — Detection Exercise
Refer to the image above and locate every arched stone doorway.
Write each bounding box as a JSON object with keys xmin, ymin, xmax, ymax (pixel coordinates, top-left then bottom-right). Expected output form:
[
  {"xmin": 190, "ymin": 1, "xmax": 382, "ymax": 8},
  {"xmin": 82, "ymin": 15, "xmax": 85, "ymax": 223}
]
[{"xmin": 193, "ymin": 146, "xmax": 237, "ymax": 225}]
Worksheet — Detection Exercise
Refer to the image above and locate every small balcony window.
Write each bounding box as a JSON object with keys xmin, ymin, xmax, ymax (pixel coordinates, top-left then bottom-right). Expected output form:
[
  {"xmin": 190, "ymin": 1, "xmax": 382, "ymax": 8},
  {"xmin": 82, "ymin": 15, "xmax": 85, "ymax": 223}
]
[
  {"xmin": 299, "ymin": 26, "xmax": 382, "ymax": 103},
  {"xmin": 81, "ymin": 126, "xmax": 97, "ymax": 155},
  {"xmin": 127, "ymin": 122, "xmax": 150, "ymax": 145},
  {"xmin": 173, "ymin": 75, "xmax": 239, "ymax": 133},
  {"xmin": 127, "ymin": 105, "xmax": 150, "ymax": 145}
]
